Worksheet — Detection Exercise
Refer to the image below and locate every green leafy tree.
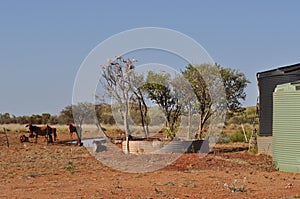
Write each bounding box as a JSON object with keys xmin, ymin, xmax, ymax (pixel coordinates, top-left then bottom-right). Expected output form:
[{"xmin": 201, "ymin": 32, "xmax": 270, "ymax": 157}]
[
  {"xmin": 42, "ymin": 113, "xmax": 51, "ymax": 124},
  {"xmin": 49, "ymin": 115, "xmax": 59, "ymax": 124},
  {"xmin": 60, "ymin": 105, "xmax": 74, "ymax": 124},
  {"xmin": 10, "ymin": 114, "xmax": 17, "ymax": 123},
  {"xmin": 0, "ymin": 113, "xmax": 11, "ymax": 124},
  {"xmin": 182, "ymin": 64, "xmax": 249, "ymax": 139},
  {"xmin": 95, "ymin": 103, "xmax": 115, "ymax": 125},
  {"xmin": 171, "ymin": 74, "xmax": 198, "ymax": 139},
  {"xmin": 182, "ymin": 64, "xmax": 216, "ymax": 139},
  {"xmin": 144, "ymin": 71, "xmax": 181, "ymax": 139},
  {"xmin": 31, "ymin": 114, "xmax": 42, "ymax": 124},
  {"xmin": 219, "ymin": 66, "xmax": 250, "ymax": 112},
  {"xmin": 182, "ymin": 64, "xmax": 213, "ymax": 139}
]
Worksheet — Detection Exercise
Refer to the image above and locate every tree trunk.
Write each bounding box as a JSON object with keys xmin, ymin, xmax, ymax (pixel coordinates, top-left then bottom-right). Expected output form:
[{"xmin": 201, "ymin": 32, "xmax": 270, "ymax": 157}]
[
  {"xmin": 138, "ymin": 100, "xmax": 146, "ymax": 137},
  {"xmin": 133, "ymin": 89, "xmax": 149, "ymax": 138},
  {"xmin": 77, "ymin": 122, "xmax": 82, "ymax": 146},
  {"xmin": 142, "ymin": 104, "xmax": 149, "ymax": 138},
  {"xmin": 138, "ymin": 100, "xmax": 149, "ymax": 138},
  {"xmin": 124, "ymin": 102, "xmax": 130, "ymax": 154},
  {"xmin": 145, "ymin": 121, "xmax": 149, "ymax": 139},
  {"xmin": 187, "ymin": 103, "xmax": 192, "ymax": 139},
  {"xmin": 197, "ymin": 114, "xmax": 202, "ymax": 140}
]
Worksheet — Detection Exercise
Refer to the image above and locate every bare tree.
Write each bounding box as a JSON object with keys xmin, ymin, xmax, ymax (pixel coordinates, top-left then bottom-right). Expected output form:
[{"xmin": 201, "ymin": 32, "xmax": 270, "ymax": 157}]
[
  {"xmin": 72, "ymin": 102, "xmax": 94, "ymax": 145},
  {"xmin": 100, "ymin": 56, "xmax": 136, "ymax": 153}
]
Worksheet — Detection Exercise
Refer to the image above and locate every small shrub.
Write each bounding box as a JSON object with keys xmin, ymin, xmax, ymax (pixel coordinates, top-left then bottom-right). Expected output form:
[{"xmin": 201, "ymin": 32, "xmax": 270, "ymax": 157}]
[
  {"xmin": 230, "ymin": 131, "xmax": 251, "ymax": 143},
  {"xmin": 230, "ymin": 131, "xmax": 245, "ymax": 142},
  {"xmin": 64, "ymin": 164, "xmax": 76, "ymax": 172},
  {"xmin": 249, "ymin": 147, "xmax": 258, "ymax": 154},
  {"xmin": 181, "ymin": 181, "xmax": 196, "ymax": 188},
  {"xmin": 162, "ymin": 181, "xmax": 176, "ymax": 186},
  {"xmin": 105, "ymin": 128, "xmax": 125, "ymax": 137},
  {"xmin": 218, "ymin": 136, "xmax": 230, "ymax": 143},
  {"xmin": 217, "ymin": 131, "xmax": 230, "ymax": 143},
  {"xmin": 224, "ymin": 178, "xmax": 247, "ymax": 193}
]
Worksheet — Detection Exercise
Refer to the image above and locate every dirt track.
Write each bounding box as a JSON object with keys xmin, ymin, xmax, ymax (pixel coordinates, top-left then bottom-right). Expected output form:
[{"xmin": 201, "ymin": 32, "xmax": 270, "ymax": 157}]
[{"xmin": 1, "ymin": 133, "xmax": 300, "ymax": 199}]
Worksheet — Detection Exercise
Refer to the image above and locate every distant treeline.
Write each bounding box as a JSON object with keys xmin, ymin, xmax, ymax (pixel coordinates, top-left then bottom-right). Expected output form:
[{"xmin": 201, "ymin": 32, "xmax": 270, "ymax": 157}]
[{"xmin": 0, "ymin": 104, "xmax": 115, "ymax": 125}]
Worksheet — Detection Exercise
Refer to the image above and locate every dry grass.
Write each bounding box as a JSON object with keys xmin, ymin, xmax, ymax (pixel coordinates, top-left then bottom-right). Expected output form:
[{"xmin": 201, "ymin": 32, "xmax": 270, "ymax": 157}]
[
  {"xmin": 101, "ymin": 123, "xmax": 164, "ymax": 137},
  {"xmin": 1, "ymin": 124, "xmax": 28, "ymax": 133}
]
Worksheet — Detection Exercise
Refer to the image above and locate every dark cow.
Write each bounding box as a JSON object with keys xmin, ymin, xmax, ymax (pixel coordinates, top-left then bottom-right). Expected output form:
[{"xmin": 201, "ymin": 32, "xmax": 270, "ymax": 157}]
[
  {"xmin": 47, "ymin": 125, "xmax": 57, "ymax": 141},
  {"xmin": 67, "ymin": 123, "xmax": 82, "ymax": 146},
  {"xmin": 25, "ymin": 124, "xmax": 54, "ymax": 143},
  {"xmin": 67, "ymin": 123, "xmax": 81, "ymax": 139}
]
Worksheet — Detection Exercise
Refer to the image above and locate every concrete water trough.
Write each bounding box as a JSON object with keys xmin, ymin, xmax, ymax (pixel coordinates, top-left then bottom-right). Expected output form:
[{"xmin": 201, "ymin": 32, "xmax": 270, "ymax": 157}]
[{"xmin": 122, "ymin": 139, "xmax": 209, "ymax": 154}]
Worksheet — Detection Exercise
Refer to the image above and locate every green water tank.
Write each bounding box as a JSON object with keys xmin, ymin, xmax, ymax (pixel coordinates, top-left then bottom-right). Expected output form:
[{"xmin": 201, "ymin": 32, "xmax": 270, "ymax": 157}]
[{"xmin": 273, "ymin": 81, "xmax": 300, "ymax": 173}]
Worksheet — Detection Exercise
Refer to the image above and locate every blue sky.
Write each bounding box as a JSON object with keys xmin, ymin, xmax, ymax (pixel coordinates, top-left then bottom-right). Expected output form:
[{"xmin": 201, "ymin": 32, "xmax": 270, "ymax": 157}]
[{"xmin": 1, "ymin": 1, "xmax": 300, "ymax": 116}]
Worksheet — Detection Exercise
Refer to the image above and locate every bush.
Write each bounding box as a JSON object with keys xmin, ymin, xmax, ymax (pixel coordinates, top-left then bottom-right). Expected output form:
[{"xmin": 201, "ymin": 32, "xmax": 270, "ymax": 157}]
[
  {"xmin": 105, "ymin": 128, "xmax": 125, "ymax": 137},
  {"xmin": 230, "ymin": 131, "xmax": 251, "ymax": 143},
  {"xmin": 217, "ymin": 131, "xmax": 230, "ymax": 143},
  {"xmin": 218, "ymin": 136, "xmax": 230, "ymax": 143}
]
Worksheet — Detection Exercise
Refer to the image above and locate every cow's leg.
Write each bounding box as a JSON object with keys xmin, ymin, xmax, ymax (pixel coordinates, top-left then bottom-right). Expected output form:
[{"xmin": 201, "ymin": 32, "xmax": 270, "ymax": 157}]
[
  {"xmin": 53, "ymin": 129, "xmax": 57, "ymax": 141},
  {"xmin": 48, "ymin": 134, "xmax": 53, "ymax": 143},
  {"xmin": 35, "ymin": 134, "xmax": 38, "ymax": 143},
  {"xmin": 29, "ymin": 131, "xmax": 34, "ymax": 138}
]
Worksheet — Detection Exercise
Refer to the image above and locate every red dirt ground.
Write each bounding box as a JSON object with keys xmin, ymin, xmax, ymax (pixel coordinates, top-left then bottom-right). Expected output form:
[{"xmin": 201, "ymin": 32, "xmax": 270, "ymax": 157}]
[{"xmin": 1, "ymin": 133, "xmax": 300, "ymax": 199}]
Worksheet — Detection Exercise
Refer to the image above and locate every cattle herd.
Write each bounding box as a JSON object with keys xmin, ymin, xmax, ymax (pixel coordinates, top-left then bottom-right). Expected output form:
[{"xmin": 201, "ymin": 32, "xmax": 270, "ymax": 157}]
[{"xmin": 20, "ymin": 123, "xmax": 81, "ymax": 145}]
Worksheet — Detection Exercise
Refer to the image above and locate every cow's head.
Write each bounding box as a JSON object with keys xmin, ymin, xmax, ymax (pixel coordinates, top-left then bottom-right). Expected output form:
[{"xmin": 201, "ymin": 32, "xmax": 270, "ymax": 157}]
[{"xmin": 25, "ymin": 124, "xmax": 32, "ymax": 128}]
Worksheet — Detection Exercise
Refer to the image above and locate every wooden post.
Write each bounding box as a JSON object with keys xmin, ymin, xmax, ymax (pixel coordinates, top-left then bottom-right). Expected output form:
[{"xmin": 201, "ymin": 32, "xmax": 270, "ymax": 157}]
[
  {"xmin": 241, "ymin": 124, "xmax": 248, "ymax": 143},
  {"xmin": 3, "ymin": 128, "xmax": 9, "ymax": 147}
]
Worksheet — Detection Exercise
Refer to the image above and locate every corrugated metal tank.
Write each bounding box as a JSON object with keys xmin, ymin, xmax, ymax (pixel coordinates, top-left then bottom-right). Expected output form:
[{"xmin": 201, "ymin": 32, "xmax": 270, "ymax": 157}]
[
  {"xmin": 273, "ymin": 81, "xmax": 300, "ymax": 173},
  {"xmin": 257, "ymin": 71, "xmax": 300, "ymax": 136}
]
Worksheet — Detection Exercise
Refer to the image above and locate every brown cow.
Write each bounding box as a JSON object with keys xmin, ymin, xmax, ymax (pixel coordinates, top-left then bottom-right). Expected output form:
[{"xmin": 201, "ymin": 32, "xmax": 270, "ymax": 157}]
[
  {"xmin": 67, "ymin": 124, "xmax": 82, "ymax": 146},
  {"xmin": 47, "ymin": 125, "xmax": 57, "ymax": 141},
  {"xmin": 67, "ymin": 124, "xmax": 81, "ymax": 139},
  {"xmin": 25, "ymin": 124, "xmax": 54, "ymax": 143}
]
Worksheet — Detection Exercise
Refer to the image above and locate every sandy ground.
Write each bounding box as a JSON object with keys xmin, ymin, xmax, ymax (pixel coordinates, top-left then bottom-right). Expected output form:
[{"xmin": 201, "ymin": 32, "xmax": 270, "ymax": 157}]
[{"xmin": 0, "ymin": 132, "xmax": 300, "ymax": 199}]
